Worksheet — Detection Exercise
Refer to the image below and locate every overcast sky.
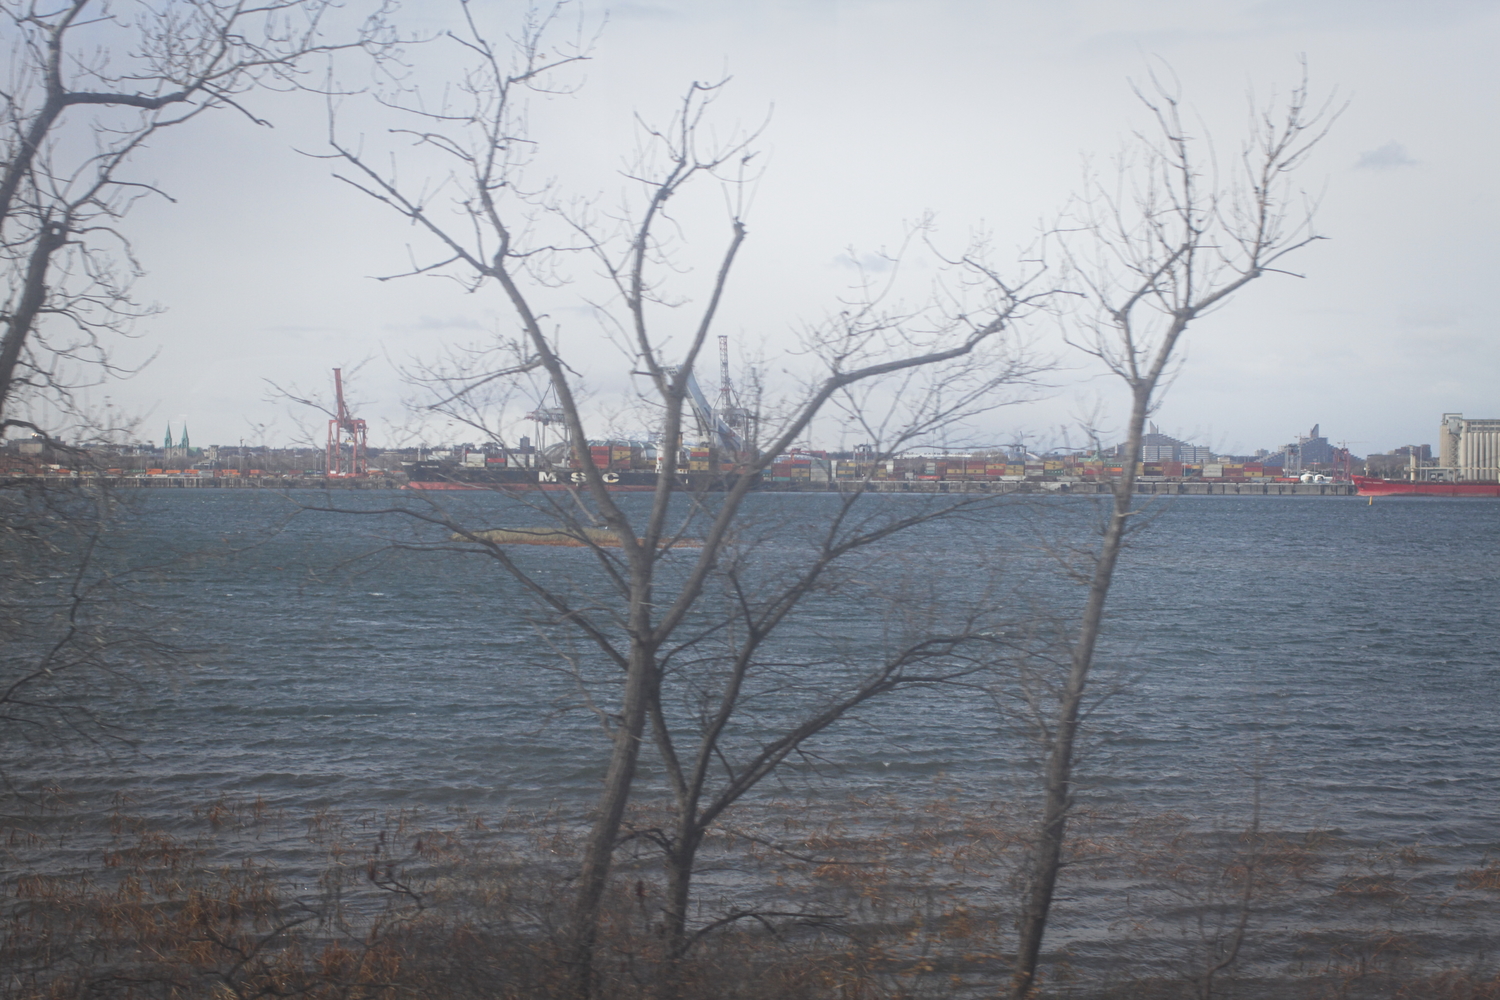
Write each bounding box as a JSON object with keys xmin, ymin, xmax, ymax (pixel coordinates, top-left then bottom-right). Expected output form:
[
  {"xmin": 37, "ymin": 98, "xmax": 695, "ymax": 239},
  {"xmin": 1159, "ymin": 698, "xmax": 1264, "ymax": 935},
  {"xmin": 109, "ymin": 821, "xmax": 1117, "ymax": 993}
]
[{"xmin": 67, "ymin": 0, "xmax": 1500, "ymax": 456}]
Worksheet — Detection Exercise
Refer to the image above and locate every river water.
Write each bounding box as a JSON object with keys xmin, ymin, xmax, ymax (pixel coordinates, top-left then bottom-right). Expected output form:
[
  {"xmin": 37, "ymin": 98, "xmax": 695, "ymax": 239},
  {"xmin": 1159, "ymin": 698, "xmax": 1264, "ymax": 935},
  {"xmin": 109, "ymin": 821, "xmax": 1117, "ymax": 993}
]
[
  {"xmin": 6, "ymin": 488, "xmax": 1500, "ymax": 981},
  {"xmin": 8, "ymin": 489, "xmax": 1498, "ymax": 843}
]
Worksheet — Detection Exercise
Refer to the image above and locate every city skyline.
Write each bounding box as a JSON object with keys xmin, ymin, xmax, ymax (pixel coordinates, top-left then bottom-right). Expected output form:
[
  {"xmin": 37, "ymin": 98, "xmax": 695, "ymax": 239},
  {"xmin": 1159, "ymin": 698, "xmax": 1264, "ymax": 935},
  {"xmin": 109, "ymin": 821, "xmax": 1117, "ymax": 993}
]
[
  {"xmin": 9, "ymin": 1, "xmax": 1498, "ymax": 457},
  {"xmin": 41, "ymin": 410, "xmax": 1430, "ymax": 465}
]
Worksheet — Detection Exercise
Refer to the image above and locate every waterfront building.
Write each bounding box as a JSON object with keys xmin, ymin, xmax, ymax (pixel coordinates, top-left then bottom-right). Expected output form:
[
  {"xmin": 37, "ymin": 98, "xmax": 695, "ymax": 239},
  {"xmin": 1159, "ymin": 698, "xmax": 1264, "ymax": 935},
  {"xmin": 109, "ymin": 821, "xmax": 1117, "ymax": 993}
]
[
  {"xmin": 164, "ymin": 423, "xmax": 192, "ymax": 460},
  {"xmin": 1439, "ymin": 413, "xmax": 1500, "ymax": 481},
  {"xmin": 1278, "ymin": 424, "xmax": 1337, "ymax": 473},
  {"xmin": 1365, "ymin": 444, "xmax": 1432, "ymax": 480},
  {"xmin": 1130, "ymin": 424, "xmax": 1212, "ymax": 463}
]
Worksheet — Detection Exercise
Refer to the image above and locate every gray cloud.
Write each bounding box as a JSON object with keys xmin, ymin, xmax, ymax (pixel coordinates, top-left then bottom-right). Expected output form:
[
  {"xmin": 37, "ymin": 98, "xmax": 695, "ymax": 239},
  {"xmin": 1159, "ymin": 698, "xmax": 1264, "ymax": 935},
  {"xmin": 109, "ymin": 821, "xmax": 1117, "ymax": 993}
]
[
  {"xmin": 611, "ymin": 3, "xmax": 684, "ymax": 22},
  {"xmin": 834, "ymin": 251, "xmax": 895, "ymax": 273},
  {"xmin": 1250, "ymin": 0, "xmax": 1498, "ymax": 32},
  {"xmin": 1355, "ymin": 142, "xmax": 1417, "ymax": 170},
  {"xmin": 1398, "ymin": 304, "xmax": 1460, "ymax": 329},
  {"xmin": 383, "ymin": 316, "xmax": 489, "ymax": 334}
]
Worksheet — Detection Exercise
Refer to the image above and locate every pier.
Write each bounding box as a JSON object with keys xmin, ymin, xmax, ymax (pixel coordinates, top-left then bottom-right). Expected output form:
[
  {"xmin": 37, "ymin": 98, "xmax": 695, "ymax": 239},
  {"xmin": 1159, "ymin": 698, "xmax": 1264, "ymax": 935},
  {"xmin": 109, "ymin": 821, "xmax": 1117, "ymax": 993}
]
[
  {"xmin": 1, "ymin": 474, "xmax": 405, "ymax": 489},
  {"xmin": 757, "ymin": 480, "xmax": 1357, "ymax": 496},
  {"xmin": 2, "ymin": 474, "xmax": 1358, "ymax": 496}
]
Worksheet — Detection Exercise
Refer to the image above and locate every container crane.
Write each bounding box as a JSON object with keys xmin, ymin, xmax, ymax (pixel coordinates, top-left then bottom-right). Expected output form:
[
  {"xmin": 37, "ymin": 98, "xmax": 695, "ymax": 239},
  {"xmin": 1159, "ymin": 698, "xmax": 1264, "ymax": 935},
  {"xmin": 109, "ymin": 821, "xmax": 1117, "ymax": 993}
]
[
  {"xmin": 715, "ymin": 334, "xmax": 754, "ymax": 444},
  {"xmin": 663, "ymin": 364, "xmax": 743, "ymax": 456},
  {"xmin": 326, "ymin": 368, "xmax": 368, "ymax": 476}
]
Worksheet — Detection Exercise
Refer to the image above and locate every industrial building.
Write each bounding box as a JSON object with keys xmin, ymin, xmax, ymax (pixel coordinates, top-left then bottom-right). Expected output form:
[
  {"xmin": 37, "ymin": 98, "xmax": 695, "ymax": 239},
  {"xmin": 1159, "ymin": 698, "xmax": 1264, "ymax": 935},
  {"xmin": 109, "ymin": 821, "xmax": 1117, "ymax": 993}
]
[
  {"xmin": 1128, "ymin": 425, "xmax": 1213, "ymax": 463},
  {"xmin": 1275, "ymin": 424, "xmax": 1339, "ymax": 474},
  {"xmin": 1439, "ymin": 413, "xmax": 1500, "ymax": 481}
]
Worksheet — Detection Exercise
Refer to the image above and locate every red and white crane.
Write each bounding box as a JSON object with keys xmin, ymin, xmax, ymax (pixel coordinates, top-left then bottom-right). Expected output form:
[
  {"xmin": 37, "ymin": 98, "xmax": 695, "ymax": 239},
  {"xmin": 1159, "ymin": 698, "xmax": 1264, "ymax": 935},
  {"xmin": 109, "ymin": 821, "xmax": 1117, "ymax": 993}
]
[{"xmin": 326, "ymin": 368, "xmax": 368, "ymax": 477}]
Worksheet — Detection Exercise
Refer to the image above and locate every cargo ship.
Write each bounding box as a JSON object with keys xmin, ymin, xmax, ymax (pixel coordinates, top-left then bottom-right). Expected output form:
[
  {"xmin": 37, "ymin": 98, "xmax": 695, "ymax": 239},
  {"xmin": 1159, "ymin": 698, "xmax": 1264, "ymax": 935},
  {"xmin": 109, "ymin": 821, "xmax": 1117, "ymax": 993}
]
[
  {"xmin": 403, "ymin": 462, "xmax": 753, "ymax": 492},
  {"xmin": 1353, "ymin": 476, "xmax": 1500, "ymax": 497}
]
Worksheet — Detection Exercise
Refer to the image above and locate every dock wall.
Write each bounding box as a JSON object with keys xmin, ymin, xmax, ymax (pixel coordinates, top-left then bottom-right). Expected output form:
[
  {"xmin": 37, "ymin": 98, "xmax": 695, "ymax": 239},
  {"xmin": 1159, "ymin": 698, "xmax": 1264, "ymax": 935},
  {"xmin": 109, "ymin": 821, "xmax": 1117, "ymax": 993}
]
[
  {"xmin": 0, "ymin": 475, "xmax": 405, "ymax": 489},
  {"xmin": 755, "ymin": 480, "xmax": 1357, "ymax": 496},
  {"xmin": 1, "ymin": 475, "xmax": 1358, "ymax": 496}
]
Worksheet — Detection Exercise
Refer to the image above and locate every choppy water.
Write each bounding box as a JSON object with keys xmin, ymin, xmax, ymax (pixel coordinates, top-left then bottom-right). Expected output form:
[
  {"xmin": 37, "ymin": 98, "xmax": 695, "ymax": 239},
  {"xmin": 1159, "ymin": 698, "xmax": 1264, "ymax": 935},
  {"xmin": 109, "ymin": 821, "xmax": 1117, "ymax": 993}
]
[{"xmin": 6, "ymin": 489, "xmax": 1499, "ymax": 860}]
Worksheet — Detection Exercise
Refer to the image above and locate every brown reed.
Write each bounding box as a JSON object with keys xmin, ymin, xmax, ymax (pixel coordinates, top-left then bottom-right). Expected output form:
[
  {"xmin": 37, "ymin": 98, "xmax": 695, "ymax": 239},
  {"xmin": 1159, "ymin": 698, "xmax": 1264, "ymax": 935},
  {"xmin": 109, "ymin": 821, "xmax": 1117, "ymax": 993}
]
[{"xmin": 3, "ymin": 793, "xmax": 1496, "ymax": 1000}]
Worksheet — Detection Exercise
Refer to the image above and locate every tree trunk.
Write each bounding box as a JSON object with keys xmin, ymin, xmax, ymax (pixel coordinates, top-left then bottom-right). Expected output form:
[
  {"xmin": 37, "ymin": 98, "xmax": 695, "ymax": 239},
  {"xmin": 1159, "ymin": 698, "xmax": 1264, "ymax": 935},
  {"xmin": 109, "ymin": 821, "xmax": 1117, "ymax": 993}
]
[
  {"xmin": 0, "ymin": 222, "xmax": 67, "ymax": 421},
  {"xmin": 663, "ymin": 826, "xmax": 699, "ymax": 957},
  {"xmin": 1010, "ymin": 385, "xmax": 1150, "ymax": 999},
  {"xmin": 567, "ymin": 642, "xmax": 657, "ymax": 999},
  {"xmin": 655, "ymin": 822, "xmax": 702, "ymax": 1000}
]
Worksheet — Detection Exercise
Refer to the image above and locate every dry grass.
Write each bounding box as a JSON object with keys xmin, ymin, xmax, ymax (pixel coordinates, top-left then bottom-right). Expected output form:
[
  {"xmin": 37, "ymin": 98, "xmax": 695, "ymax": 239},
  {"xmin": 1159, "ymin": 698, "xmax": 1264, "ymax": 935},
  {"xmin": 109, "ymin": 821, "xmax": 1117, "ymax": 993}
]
[
  {"xmin": 1458, "ymin": 860, "xmax": 1500, "ymax": 892},
  {"xmin": 1393, "ymin": 970, "xmax": 1500, "ymax": 1000},
  {"xmin": 2, "ymin": 795, "xmax": 1496, "ymax": 1000}
]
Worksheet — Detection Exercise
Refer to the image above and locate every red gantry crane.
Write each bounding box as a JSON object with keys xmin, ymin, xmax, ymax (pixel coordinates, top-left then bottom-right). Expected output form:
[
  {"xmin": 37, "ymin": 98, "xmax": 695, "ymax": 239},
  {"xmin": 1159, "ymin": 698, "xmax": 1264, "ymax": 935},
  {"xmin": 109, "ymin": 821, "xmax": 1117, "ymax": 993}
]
[{"xmin": 326, "ymin": 368, "xmax": 368, "ymax": 477}]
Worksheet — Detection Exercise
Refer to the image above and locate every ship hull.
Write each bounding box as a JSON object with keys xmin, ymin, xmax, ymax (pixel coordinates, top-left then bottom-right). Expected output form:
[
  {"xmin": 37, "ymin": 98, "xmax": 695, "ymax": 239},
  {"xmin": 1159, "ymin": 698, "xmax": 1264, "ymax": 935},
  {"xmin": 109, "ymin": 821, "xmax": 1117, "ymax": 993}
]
[
  {"xmin": 1354, "ymin": 476, "xmax": 1500, "ymax": 497},
  {"xmin": 403, "ymin": 464, "xmax": 751, "ymax": 492}
]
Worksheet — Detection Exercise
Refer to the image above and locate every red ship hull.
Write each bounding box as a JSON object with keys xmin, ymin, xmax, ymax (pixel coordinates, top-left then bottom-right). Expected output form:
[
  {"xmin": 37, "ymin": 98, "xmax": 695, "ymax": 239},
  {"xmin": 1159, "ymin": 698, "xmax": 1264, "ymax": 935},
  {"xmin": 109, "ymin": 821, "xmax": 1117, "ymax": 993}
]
[{"xmin": 1354, "ymin": 476, "xmax": 1500, "ymax": 497}]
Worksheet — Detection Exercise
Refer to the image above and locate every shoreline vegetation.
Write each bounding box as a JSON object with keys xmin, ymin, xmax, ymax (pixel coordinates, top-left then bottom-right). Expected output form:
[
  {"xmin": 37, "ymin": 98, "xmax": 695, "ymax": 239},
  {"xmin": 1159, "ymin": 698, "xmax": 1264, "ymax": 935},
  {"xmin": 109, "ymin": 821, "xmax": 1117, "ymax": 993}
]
[{"xmin": 5, "ymin": 791, "xmax": 1497, "ymax": 1000}]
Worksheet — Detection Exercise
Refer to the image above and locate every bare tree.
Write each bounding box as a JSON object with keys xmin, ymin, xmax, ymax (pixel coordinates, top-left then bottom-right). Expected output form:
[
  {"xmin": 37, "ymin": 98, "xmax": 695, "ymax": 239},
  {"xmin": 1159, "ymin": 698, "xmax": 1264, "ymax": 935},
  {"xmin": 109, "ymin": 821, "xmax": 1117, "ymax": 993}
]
[
  {"xmin": 0, "ymin": 0, "xmax": 395, "ymax": 430},
  {"xmin": 0, "ymin": 0, "xmax": 395, "ymax": 796},
  {"xmin": 1007, "ymin": 66, "xmax": 1338, "ymax": 999},
  {"xmin": 641, "ymin": 541, "xmax": 1015, "ymax": 966},
  {"xmin": 325, "ymin": 7, "xmax": 1053, "ymax": 995}
]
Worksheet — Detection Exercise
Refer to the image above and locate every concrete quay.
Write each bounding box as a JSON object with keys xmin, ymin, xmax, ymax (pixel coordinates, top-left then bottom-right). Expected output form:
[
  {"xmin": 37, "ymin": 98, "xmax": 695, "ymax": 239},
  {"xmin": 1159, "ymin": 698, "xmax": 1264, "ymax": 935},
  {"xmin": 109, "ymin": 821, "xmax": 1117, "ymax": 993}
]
[
  {"xmin": 757, "ymin": 479, "xmax": 1357, "ymax": 496},
  {"xmin": 1, "ymin": 475, "xmax": 406, "ymax": 489},
  {"xmin": 2, "ymin": 474, "xmax": 1357, "ymax": 496}
]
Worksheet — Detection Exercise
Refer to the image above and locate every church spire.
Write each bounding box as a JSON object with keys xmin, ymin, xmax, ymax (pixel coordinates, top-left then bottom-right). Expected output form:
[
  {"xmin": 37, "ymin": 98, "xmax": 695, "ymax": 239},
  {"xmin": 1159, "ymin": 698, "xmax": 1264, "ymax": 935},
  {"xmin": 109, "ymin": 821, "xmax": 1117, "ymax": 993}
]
[
  {"xmin": 164, "ymin": 425, "xmax": 174, "ymax": 449},
  {"xmin": 180, "ymin": 424, "xmax": 190, "ymax": 449}
]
